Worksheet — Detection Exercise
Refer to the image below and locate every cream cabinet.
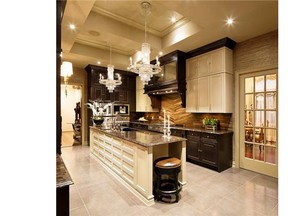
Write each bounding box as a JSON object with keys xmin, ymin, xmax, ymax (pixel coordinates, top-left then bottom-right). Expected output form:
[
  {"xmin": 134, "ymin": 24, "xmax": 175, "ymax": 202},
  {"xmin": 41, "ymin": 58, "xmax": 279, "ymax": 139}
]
[
  {"xmin": 89, "ymin": 127, "xmax": 187, "ymax": 206},
  {"xmin": 186, "ymin": 78, "xmax": 198, "ymax": 112},
  {"xmin": 90, "ymin": 129, "xmax": 154, "ymax": 205},
  {"xmin": 186, "ymin": 73, "xmax": 233, "ymax": 113},
  {"xmin": 186, "ymin": 47, "xmax": 233, "ymax": 79},
  {"xmin": 186, "ymin": 47, "xmax": 233, "ymax": 113},
  {"xmin": 136, "ymin": 76, "xmax": 159, "ymax": 112}
]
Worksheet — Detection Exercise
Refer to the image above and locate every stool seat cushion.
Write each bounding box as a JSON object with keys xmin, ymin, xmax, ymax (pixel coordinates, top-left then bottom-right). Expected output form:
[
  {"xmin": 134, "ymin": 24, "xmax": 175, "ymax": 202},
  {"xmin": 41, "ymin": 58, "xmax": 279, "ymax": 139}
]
[{"xmin": 155, "ymin": 157, "xmax": 181, "ymax": 169}]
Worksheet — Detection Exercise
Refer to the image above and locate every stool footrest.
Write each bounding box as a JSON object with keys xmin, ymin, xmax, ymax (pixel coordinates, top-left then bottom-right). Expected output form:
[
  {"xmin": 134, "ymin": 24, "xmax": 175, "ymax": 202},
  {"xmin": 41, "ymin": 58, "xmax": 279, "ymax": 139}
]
[{"xmin": 158, "ymin": 179, "xmax": 182, "ymax": 194}]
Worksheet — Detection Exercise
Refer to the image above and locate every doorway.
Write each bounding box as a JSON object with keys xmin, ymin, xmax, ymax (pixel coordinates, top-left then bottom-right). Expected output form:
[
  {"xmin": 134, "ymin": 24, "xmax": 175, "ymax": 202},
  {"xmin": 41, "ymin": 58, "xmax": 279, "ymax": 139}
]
[
  {"xmin": 61, "ymin": 84, "xmax": 82, "ymax": 147},
  {"xmin": 239, "ymin": 70, "xmax": 278, "ymax": 178}
]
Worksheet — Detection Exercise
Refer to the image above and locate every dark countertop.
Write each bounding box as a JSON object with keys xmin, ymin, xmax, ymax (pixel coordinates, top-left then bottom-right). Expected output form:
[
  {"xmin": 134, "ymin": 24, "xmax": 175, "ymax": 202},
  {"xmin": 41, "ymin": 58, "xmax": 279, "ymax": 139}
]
[
  {"xmin": 130, "ymin": 121, "xmax": 233, "ymax": 135},
  {"xmin": 56, "ymin": 154, "xmax": 73, "ymax": 188},
  {"xmin": 90, "ymin": 126, "xmax": 186, "ymax": 147}
]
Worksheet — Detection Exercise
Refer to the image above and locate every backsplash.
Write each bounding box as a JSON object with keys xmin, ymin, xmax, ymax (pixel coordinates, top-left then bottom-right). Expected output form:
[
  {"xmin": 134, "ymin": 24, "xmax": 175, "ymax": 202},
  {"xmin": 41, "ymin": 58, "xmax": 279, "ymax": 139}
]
[{"xmin": 133, "ymin": 94, "xmax": 233, "ymax": 131}]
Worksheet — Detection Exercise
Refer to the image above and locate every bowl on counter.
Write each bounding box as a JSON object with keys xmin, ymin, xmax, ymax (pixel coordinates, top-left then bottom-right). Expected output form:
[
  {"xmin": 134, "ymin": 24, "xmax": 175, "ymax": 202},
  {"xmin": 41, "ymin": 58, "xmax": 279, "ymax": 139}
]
[{"xmin": 93, "ymin": 118, "xmax": 104, "ymax": 125}]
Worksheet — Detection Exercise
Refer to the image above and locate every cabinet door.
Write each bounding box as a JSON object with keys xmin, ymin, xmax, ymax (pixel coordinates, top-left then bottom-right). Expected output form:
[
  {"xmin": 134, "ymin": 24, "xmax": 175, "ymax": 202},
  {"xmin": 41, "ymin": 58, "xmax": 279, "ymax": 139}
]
[
  {"xmin": 186, "ymin": 132, "xmax": 201, "ymax": 161},
  {"xmin": 171, "ymin": 129, "xmax": 185, "ymax": 138},
  {"xmin": 136, "ymin": 90, "xmax": 143, "ymax": 111},
  {"xmin": 136, "ymin": 76, "xmax": 159, "ymax": 112},
  {"xmin": 210, "ymin": 49, "xmax": 225, "ymax": 74},
  {"xmin": 210, "ymin": 48, "xmax": 233, "ymax": 75},
  {"xmin": 197, "ymin": 55, "xmax": 210, "ymax": 77},
  {"xmin": 90, "ymin": 85, "xmax": 103, "ymax": 101},
  {"xmin": 186, "ymin": 78, "xmax": 198, "ymax": 112},
  {"xmin": 186, "ymin": 58, "xmax": 198, "ymax": 80},
  {"xmin": 201, "ymin": 142, "xmax": 217, "ymax": 166},
  {"xmin": 210, "ymin": 73, "xmax": 233, "ymax": 113},
  {"xmin": 187, "ymin": 140, "xmax": 200, "ymax": 161},
  {"xmin": 119, "ymin": 90, "xmax": 128, "ymax": 103},
  {"xmin": 209, "ymin": 74, "xmax": 223, "ymax": 112},
  {"xmin": 200, "ymin": 135, "xmax": 218, "ymax": 166},
  {"xmin": 197, "ymin": 76, "xmax": 209, "ymax": 112}
]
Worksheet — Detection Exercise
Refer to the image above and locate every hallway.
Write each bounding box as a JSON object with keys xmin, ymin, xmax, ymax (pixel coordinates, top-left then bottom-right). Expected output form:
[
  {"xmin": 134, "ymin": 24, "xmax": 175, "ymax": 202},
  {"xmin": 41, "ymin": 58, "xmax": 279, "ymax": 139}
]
[{"xmin": 61, "ymin": 146, "xmax": 278, "ymax": 216}]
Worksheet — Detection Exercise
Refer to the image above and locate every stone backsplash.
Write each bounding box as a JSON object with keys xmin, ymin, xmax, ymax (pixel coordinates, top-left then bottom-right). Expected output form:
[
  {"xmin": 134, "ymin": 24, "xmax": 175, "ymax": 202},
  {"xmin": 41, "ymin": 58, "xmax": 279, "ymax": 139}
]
[{"xmin": 132, "ymin": 94, "xmax": 233, "ymax": 131}]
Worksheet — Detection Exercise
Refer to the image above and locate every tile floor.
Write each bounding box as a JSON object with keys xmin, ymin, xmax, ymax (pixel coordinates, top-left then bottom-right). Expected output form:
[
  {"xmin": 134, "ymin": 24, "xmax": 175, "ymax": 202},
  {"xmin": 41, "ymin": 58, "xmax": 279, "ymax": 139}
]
[{"xmin": 61, "ymin": 146, "xmax": 278, "ymax": 216}]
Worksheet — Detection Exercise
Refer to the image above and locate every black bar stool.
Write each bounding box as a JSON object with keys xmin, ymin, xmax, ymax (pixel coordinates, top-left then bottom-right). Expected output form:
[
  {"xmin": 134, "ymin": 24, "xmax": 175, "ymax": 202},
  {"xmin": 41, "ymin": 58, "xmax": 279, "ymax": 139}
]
[{"xmin": 154, "ymin": 157, "xmax": 182, "ymax": 203}]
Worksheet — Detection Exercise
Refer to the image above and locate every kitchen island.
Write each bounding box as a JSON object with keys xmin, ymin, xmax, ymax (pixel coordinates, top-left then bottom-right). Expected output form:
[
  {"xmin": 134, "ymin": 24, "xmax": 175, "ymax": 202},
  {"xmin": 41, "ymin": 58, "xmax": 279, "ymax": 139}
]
[
  {"xmin": 56, "ymin": 154, "xmax": 73, "ymax": 215},
  {"xmin": 89, "ymin": 126, "xmax": 187, "ymax": 206}
]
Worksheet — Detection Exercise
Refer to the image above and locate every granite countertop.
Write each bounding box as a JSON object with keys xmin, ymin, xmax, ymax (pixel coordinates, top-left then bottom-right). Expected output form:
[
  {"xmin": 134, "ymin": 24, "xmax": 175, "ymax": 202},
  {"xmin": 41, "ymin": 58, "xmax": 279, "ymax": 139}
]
[
  {"xmin": 130, "ymin": 121, "xmax": 233, "ymax": 135},
  {"xmin": 56, "ymin": 154, "xmax": 73, "ymax": 188},
  {"xmin": 90, "ymin": 126, "xmax": 186, "ymax": 147}
]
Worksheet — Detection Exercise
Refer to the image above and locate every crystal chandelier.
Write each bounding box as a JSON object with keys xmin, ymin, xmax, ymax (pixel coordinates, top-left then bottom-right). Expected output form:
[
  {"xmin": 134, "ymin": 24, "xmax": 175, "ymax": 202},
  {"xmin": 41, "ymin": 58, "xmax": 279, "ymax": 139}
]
[
  {"xmin": 99, "ymin": 46, "xmax": 122, "ymax": 93},
  {"xmin": 61, "ymin": 61, "xmax": 73, "ymax": 97},
  {"xmin": 128, "ymin": 1, "xmax": 161, "ymax": 85}
]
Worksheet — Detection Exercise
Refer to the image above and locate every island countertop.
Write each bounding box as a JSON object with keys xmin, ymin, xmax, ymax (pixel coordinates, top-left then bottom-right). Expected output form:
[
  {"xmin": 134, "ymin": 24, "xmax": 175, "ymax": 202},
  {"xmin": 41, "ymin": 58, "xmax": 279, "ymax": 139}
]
[
  {"xmin": 90, "ymin": 126, "xmax": 186, "ymax": 147},
  {"xmin": 56, "ymin": 154, "xmax": 73, "ymax": 188},
  {"xmin": 89, "ymin": 125, "xmax": 187, "ymax": 206}
]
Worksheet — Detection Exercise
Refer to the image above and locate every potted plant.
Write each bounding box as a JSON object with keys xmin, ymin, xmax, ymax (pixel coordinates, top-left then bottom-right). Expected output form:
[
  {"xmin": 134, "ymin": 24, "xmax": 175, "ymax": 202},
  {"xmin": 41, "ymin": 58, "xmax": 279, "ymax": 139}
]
[
  {"xmin": 202, "ymin": 117, "xmax": 218, "ymax": 131},
  {"xmin": 93, "ymin": 114, "xmax": 104, "ymax": 125},
  {"xmin": 210, "ymin": 118, "xmax": 218, "ymax": 131},
  {"xmin": 86, "ymin": 101, "xmax": 112, "ymax": 126}
]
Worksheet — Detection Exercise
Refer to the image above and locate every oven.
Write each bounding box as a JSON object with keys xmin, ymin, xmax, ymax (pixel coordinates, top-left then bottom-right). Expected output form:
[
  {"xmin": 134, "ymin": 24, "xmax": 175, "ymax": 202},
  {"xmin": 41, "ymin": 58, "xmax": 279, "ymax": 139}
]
[{"xmin": 113, "ymin": 104, "xmax": 130, "ymax": 115}]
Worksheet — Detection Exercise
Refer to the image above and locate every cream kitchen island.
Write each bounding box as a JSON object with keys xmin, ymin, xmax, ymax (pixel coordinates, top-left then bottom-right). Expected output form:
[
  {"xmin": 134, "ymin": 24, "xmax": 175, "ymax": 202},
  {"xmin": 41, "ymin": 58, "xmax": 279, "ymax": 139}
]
[{"xmin": 90, "ymin": 126, "xmax": 187, "ymax": 206}]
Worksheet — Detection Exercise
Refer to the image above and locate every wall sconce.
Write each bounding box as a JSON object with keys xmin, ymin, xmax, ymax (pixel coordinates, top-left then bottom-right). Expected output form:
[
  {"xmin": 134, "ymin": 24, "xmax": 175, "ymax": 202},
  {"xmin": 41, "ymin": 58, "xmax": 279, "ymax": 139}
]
[{"xmin": 61, "ymin": 61, "xmax": 73, "ymax": 96}]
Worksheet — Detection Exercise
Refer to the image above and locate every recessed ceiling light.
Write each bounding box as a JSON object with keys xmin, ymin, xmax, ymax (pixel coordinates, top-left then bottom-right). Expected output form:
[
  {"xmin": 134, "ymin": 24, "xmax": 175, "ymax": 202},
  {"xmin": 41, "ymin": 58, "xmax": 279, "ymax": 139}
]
[
  {"xmin": 97, "ymin": 61, "xmax": 101, "ymax": 65},
  {"xmin": 226, "ymin": 18, "xmax": 234, "ymax": 25},
  {"xmin": 69, "ymin": 23, "xmax": 76, "ymax": 30},
  {"xmin": 171, "ymin": 16, "xmax": 176, "ymax": 23},
  {"xmin": 159, "ymin": 51, "xmax": 163, "ymax": 56}
]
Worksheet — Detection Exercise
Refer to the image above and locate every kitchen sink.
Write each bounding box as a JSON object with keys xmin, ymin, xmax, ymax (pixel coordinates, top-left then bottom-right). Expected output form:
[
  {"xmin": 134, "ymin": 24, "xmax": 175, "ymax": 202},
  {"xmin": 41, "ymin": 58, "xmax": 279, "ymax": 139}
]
[{"xmin": 121, "ymin": 127, "xmax": 137, "ymax": 131}]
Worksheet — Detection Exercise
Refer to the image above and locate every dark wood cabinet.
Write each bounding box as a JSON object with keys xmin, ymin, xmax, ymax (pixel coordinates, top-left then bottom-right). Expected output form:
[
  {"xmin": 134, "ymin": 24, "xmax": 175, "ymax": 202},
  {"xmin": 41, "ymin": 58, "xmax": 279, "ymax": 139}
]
[
  {"xmin": 186, "ymin": 131, "xmax": 232, "ymax": 172},
  {"xmin": 144, "ymin": 50, "xmax": 187, "ymax": 108},
  {"xmin": 170, "ymin": 128, "xmax": 186, "ymax": 138},
  {"xmin": 85, "ymin": 64, "xmax": 136, "ymax": 109},
  {"xmin": 186, "ymin": 131, "xmax": 201, "ymax": 161}
]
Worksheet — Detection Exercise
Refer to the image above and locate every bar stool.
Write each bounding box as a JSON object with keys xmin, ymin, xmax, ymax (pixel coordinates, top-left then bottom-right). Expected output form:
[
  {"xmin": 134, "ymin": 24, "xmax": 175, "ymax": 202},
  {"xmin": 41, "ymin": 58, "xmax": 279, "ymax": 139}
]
[{"xmin": 154, "ymin": 157, "xmax": 182, "ymax": 203}]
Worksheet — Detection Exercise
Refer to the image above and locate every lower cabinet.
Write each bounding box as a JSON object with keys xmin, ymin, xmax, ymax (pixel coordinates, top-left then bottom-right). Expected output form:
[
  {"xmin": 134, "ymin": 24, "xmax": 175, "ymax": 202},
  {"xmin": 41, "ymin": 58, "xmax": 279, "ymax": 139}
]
[
  {"xmin": 186, "ymin": 131, "xmax": 232, "ymax": 172},
  {"xmin": 170, "ymin": 128, "xmax": 186, "ymax": 138},
  {"xmin": 90, "ymin": 129, "xmax": 155, "ymax": 205}
]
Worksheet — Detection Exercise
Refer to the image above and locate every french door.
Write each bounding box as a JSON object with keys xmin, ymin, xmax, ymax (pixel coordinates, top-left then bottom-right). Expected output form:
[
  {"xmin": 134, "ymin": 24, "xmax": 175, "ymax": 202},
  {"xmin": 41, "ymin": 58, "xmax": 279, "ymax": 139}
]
[{"xmin": 239, "ymin": 70, "xmax": 278, "ymax": 178}]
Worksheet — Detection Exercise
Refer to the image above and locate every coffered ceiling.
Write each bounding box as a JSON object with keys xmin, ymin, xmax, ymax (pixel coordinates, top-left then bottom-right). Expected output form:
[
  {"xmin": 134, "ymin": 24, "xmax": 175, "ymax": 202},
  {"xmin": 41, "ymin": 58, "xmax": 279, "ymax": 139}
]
[{"xmin": 61, "ymin": 0, "xmax": 278, "ymax": 71}]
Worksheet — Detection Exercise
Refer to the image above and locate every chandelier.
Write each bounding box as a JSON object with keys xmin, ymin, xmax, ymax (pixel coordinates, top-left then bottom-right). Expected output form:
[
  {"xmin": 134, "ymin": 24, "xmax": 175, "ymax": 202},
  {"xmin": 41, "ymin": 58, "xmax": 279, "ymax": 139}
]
[
  {"xmin": 128, "ymin": 1, "xmax": 161, "ymax": 85},
  {"xmin": 99, "ymin": 46, "xmax": 122, "ymax": 92},
  {"xmin": 61, "ymin": 61, "xmax": 73, "ymax": 97}
]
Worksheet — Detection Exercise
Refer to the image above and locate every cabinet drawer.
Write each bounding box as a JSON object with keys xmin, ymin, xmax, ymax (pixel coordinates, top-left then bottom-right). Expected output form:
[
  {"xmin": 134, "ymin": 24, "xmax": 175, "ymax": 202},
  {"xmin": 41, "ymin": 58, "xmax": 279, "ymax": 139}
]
[
  {"xmin": 186, "ymin": 131, "xmax": 201, "ymax": 140},
  {"xmin": 171, "ymin": 129, "xmax": 185, "ymax": 137},
  {"xmin": 201, "ymin": 134, "xmax": 218, "ymax": 144}
]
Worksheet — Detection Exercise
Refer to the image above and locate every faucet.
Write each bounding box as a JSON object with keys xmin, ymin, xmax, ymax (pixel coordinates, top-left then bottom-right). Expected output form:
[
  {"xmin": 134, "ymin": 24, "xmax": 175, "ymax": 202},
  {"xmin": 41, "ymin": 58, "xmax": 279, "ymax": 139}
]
[{"xmin": 111, "ymin": 112, "xmax": 123, "ymax": 131}]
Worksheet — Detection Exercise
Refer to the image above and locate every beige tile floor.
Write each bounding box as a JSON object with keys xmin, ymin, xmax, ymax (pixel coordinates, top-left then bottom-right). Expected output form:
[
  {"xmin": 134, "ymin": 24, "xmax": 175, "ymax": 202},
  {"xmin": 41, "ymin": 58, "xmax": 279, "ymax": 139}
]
[{"xmin": 61, "ymin": 146, "xmax": 278, "ymax": 216}]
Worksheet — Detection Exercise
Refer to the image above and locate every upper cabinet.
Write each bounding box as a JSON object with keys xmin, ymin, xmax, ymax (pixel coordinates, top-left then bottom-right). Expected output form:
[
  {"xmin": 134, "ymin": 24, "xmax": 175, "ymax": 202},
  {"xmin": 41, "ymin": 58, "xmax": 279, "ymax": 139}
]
[
  {"xmin": 186, "ymin": 47, "xmax": 233, "ymax": 79},
  {"xmin": 144, "ymin": 50, "xmax": 187, "ymax": 107},
  {"xmin": 136, "ymin": 76, "xmax": 159, "ymax": 112},
  {"xmin": 85, "ymin": 64, "xmax": 137, "ymax": 111},
  {"xmin": 186, "ymin": 47, "xmax": 234, "ymax": 113}
]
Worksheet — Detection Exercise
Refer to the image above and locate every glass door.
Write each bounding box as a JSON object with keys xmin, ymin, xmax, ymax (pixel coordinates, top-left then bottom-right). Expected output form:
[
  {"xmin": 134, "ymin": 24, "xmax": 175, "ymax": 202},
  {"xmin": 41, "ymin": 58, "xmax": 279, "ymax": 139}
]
[{"xmin": 240, "ymin": 71, "xmax": 278, "ymax": 178}]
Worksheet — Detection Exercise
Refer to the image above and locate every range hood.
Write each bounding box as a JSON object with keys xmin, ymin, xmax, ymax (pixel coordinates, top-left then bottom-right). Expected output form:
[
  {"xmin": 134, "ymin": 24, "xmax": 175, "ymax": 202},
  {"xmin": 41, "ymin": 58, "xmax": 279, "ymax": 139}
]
[
  {"xmin": 144, "ymin": 79, "xmax": 186, "ymax": 108},
  {"xmin": 143, "ymin": 50, "xmax": 187, "ymax": 108}
]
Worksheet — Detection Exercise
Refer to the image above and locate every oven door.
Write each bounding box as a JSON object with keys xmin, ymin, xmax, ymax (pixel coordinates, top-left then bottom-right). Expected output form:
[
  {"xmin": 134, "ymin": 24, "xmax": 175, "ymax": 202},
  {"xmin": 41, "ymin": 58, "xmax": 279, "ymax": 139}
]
[{"xmin": 113, "ymin": 104, "xmax": 130, "ymax": 115}]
